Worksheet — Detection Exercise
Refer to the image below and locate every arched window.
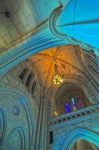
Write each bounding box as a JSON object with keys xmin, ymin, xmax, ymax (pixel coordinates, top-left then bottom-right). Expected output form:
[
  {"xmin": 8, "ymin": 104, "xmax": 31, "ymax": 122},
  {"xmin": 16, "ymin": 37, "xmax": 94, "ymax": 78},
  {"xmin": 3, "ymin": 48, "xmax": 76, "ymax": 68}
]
[
  {"xmin": 19, "ymin": 68, "xmax": 36, "ymax": 95},
  {"xmin": 19, "ymin": 68, "xmax": 28, "ymax": 80},
  {"xmin": 25, "ymin": 73, "xmax": 33, "ymax": 87},
  {"xmin": 31, "ymin": 81, "xmax": 36, "ymax": 95},
  {"xmin": 65, "ymin": 96, "xmax": 85, "ymax": 113},
  {"xmin": 55, "ymin": 83, "xmax": 90, "ymax": 116}
]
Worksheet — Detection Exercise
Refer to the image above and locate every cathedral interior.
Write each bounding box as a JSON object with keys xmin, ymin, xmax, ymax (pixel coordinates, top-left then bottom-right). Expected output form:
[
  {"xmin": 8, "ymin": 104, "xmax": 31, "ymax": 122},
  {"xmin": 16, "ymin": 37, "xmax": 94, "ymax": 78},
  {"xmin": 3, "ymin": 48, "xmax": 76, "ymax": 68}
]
[{"xmin": 0, "ymin": 0, "xmax": 99, "ymax": 150}]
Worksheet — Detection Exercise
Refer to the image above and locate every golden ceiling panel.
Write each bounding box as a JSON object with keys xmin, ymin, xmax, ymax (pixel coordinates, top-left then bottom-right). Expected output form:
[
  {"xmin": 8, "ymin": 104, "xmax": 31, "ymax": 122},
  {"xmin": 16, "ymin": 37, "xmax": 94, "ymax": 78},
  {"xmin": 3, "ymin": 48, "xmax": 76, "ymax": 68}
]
[{"xmin": 29, "ymin": 45, "xmax": 85, "ymax": 87}]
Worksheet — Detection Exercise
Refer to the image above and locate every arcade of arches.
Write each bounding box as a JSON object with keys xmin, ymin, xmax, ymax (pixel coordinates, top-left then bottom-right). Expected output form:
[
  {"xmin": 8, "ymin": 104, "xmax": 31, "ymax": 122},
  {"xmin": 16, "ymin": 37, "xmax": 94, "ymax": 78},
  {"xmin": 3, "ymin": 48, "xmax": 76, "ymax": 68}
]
[{"xmin": 0, "ymin": 0, "xmax": 99, "ymax": 150}]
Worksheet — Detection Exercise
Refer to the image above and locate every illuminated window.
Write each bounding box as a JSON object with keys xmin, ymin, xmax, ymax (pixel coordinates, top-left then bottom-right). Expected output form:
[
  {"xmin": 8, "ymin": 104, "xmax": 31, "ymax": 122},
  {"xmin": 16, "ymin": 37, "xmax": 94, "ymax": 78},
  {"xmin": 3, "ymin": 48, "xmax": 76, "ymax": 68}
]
[
  {"xmin": 65, "ymin": 103, "xmax": 71, "ymax": 113},
  {"xmin": 70, "ymin": 97, "xmax": 77, "ymax": 111},
  {"xmin": 78, "ymin": 99, "xmax": 85, "ymax": 108},
  {"xmin": 65, "ymin": 96, "xmax": 85, "ymax": 113}
]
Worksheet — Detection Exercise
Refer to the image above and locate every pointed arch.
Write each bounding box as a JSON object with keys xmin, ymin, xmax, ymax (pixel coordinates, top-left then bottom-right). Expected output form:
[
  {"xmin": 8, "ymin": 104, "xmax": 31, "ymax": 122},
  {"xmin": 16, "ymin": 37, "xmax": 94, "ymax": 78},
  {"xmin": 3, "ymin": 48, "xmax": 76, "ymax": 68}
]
[{"xmin": 62, "ymin": 128, "xmax": 99, "ymax": 150}]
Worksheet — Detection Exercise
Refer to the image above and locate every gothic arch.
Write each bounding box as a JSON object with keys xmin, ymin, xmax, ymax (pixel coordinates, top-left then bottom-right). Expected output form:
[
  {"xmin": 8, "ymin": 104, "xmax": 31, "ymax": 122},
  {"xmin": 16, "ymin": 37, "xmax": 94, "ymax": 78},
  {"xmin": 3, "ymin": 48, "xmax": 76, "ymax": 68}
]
[{"xmin": 62, "ymin": 128, "xmax": 99, "ymax": 150}]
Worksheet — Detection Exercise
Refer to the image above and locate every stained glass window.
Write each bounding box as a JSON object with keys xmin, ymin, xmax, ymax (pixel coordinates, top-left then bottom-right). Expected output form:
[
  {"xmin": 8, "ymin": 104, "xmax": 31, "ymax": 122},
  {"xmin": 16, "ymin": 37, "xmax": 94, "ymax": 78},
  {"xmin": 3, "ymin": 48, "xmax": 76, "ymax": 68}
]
[
  {"xmin": 65, "ymin": 96, "xmax": 85, "ymax": 113},
  {"xmin": 65, "ymin": 103, "xmax": 71, "ymax": 113},
  {"xmin": 70, "ymin": 96, "xmax": 77, "ymax": 111},
  {"xmin": 78, "ymin": 99, "xmax": 85, "ymax": 108}
]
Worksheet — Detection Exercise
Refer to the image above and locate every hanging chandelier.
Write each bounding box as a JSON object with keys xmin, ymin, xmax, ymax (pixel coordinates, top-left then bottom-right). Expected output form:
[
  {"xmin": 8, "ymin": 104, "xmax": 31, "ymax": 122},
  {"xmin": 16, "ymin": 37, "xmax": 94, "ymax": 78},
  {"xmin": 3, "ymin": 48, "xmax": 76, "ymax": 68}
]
[{"xmin": 53, "ymin": 64, "xmax": 63, "ymax": 85}]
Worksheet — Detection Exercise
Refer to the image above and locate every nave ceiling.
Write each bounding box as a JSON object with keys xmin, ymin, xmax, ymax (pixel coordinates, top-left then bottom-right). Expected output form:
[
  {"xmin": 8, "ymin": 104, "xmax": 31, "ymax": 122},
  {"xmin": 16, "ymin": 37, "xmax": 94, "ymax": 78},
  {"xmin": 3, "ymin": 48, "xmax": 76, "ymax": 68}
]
[{"xmin": 29, "ymin": 45, "xmax": 86, "ymax": 89}]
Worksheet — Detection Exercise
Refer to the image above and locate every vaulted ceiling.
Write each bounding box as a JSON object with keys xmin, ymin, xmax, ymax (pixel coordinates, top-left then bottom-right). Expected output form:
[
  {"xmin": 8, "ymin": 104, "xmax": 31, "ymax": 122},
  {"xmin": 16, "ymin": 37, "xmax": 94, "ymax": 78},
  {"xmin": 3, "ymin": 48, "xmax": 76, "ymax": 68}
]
[
  {"xmin": 29, "ymin": 45, "xmax": 85, "ymax": 88},
  {"xmin": 0, "ymin": 0, "xmax": 59, "ymax": 54}
]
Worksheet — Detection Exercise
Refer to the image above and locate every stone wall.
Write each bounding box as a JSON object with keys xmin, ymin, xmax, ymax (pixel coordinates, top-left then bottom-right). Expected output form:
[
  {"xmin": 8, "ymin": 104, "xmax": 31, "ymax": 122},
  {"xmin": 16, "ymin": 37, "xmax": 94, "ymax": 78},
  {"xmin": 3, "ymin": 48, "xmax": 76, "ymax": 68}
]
[
  {"xmin": 0, "ymin": 61, "xmax": 42, "ymax": 150},
  {"xmin": 47, "ymin": 111, "xmax": 99, "ymax": 150}
]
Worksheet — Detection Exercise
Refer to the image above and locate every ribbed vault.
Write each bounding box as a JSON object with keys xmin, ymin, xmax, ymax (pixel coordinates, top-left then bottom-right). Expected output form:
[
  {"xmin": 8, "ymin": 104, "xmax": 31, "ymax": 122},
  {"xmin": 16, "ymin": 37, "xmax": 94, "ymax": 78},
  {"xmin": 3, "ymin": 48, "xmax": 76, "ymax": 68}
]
[{"xmin": 29, "ymin": 45, "xmax": 85, "ymax": 89}]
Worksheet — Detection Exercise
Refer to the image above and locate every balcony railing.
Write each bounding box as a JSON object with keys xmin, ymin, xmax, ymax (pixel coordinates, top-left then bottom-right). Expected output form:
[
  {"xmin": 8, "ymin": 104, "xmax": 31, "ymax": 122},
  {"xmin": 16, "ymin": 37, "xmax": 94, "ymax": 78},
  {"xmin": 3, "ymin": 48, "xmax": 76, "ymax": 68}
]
[{"xmin": 48, "ymin": 104, "xmax": 99, "ymax": 129}]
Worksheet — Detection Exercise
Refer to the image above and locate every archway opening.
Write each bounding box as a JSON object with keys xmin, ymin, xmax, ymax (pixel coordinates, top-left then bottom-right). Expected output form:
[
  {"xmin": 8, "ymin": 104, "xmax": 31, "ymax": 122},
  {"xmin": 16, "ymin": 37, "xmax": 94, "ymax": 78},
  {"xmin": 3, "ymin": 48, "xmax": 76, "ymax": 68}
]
[
  {"xmin": 62, "ymin": 128, "xmax": 99, "ymax": 150},
  {"xmin": 71, "ymin": 139, "xmax": 98, "ymax": 150},
  {"xmin": 55, "ymin": 82, "xmax": 91, "ymax": 116}
]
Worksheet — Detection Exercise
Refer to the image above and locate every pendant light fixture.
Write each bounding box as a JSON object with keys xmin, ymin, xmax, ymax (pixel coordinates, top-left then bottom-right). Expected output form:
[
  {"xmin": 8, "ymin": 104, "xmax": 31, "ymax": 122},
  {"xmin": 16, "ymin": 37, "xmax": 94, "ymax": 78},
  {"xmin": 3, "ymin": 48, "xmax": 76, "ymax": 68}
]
[{"xmin": 53, "ymin": 64, "xmax": 63, "ymax": 85}]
